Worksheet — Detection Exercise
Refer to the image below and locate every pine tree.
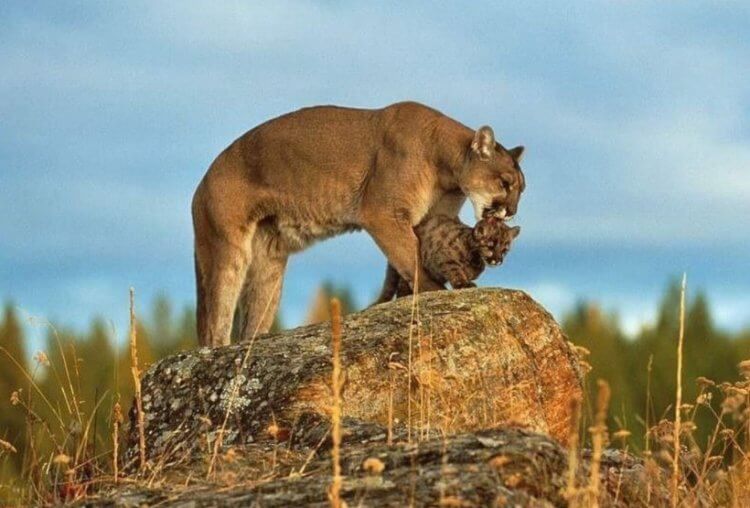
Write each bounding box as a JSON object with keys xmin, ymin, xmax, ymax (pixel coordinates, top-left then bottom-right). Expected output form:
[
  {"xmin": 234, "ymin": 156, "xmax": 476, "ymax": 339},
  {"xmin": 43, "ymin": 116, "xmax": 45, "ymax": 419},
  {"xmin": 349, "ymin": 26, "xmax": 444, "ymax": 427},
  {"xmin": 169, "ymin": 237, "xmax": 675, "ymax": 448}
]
[
  {"xmin": 76, "ymin": 319, "xmax": 117, "ymax": 454},
  {"xmin": 562, "ymin": 301, "xmax": 634, "ymax": 437},
  {"xmin": 151, "ymin": 294, "xmax": 174, "ymax": 358},
  {"xmin": 304, "ymin": 281, "xmax": 358, "ymax": 325},
  {"xmin": 172, "ymin": 305, "xmax": 198, "ymax": 352},
  {"xmin": 655, "ymin": 277, "xmax": 682, "ymax": 336}
]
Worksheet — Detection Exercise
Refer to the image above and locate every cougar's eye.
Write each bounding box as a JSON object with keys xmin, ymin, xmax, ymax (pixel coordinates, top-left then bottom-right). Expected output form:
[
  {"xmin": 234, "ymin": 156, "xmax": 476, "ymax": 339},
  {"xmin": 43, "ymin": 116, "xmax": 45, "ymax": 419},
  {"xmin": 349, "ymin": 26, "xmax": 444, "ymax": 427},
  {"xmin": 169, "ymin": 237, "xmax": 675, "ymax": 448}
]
[{"xmin": 500, "ymin": 174, "xmax": 513, "ymax": 189}]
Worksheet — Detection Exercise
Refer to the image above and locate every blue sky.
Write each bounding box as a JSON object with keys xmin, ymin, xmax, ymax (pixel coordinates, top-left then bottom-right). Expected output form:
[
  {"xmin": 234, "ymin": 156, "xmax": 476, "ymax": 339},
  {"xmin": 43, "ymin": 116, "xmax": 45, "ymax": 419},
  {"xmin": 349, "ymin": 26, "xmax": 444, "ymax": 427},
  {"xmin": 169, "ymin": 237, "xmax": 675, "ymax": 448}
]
[{"xmin": 1, "ymin": 1, "xmax": 749, "ymax": 348}]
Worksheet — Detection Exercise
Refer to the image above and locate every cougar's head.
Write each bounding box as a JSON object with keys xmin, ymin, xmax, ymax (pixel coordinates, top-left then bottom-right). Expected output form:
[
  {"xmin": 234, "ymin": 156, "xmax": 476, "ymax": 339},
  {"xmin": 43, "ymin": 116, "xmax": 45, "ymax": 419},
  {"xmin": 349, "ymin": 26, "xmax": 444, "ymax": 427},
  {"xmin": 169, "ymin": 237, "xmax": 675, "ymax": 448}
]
[
  {"xmin": 473, "ymin": 217, "xmax": 521, "ymax": 266},
  {"xmin": 460, "ymin": 125, "xmax": 525, "ymax": 221}
]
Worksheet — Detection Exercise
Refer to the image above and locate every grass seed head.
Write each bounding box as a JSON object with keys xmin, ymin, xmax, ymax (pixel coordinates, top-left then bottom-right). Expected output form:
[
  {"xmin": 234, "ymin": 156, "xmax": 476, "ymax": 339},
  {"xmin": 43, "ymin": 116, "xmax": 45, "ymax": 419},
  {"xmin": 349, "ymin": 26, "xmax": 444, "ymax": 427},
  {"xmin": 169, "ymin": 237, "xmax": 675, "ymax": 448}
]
[
  {"xmin": 267, "ymin": 423, "xmax": 280, "ymax": 439},
  {"xmin": 613, "ymin": 429, "xmax": 631, "ymax": 442},
  {"xmin": 721, "ymin": 395, "xmax": 745, "ymax": 415},
  {"xmin": 681, "ymin": 421, "xmax": 697, "ymax": 433},
  {"xmin": 738, "ymin": 359, "xmax": 750, "ymax": 379},
  {"xmin": 720, "ymin": 429, "xmax": 735, "ymax": 440},
  {"xmin": 113, "ymin": 402, "xmax": 123, "ymax": 424},
  {"xmin": 33, "ymin": 350, "xmax": 50, "ymax": 367},
  {"xmin": 223, "ymin": 448, "xmax": 237, "ymax": 463},
  {"xmin": 362, "ymin": 457, "xmax": 385, "ymax": 475},
  {"xmin": 0, "ymin": 438, "xmax": 17, "ymax": 454},
  {"xmin": 53, "ymin": 453, "xmax": 71, "ymax": 466},
  {"xmin": 572, "ymin": 344, "xmax": 590, "ymax": 358},
  {"xmin": 696, "ymin": 392, "xmax": 713, "ymax": 405}
]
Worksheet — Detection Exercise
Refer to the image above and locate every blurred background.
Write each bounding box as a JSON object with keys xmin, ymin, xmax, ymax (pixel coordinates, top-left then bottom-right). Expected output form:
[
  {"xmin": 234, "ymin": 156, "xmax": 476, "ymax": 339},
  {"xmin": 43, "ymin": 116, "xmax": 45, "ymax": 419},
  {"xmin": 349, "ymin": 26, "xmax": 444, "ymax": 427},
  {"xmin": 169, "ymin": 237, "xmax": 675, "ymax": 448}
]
[{"xmin": 1, "ymin": 0, "xmax": 750, "ymax": 471}]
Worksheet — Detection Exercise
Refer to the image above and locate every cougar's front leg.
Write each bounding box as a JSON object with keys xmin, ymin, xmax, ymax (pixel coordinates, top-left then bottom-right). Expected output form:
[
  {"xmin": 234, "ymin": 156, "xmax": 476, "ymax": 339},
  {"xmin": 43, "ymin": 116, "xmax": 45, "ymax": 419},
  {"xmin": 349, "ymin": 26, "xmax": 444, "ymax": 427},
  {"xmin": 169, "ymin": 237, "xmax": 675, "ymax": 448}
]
[
  {"xmin": 235, "ymin": 252, "xmax": 287, "ymax": 340},
  {"xmin": 363, "ymin": 215, "xmax": 443, "ymax": 293},
  {"xmin": 443, "ymin": 262, "xmax": 476, "ymax": 290}
]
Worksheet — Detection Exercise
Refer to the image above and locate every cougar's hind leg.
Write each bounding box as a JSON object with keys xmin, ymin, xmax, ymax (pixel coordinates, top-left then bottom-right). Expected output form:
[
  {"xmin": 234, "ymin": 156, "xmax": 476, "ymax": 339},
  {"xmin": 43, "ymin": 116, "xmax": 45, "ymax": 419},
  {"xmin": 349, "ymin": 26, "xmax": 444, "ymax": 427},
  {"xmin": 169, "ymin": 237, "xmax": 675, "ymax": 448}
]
[
  {"xmin": 236, "ymin": 252, "xmax": 287, "ymax": 341},
  {"xmin": 194, "ymin": 206, "xmax": 256, "ymax": 347},
  {"xmin": 194, "ymin": 251, "xmax": 209, "ymax": 347}
]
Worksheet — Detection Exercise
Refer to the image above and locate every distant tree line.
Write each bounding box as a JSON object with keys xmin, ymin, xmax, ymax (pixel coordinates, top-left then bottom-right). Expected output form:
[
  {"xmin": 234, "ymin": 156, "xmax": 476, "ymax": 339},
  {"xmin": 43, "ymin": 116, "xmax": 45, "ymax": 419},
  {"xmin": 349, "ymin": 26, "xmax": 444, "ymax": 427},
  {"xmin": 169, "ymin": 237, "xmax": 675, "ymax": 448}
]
[{"xmin": 564, "ymin": 277, "xmax": 750, "ymax": 450}]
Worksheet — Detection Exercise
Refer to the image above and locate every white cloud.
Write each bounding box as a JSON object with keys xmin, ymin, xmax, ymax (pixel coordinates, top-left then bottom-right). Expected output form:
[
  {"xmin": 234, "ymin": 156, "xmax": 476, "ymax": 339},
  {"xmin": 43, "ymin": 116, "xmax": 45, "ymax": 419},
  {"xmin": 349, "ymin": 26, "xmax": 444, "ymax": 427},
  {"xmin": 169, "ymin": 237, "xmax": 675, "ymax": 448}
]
[{"xmin": 712, "ymin": 295, "xmax": 750, "ymax": 331}]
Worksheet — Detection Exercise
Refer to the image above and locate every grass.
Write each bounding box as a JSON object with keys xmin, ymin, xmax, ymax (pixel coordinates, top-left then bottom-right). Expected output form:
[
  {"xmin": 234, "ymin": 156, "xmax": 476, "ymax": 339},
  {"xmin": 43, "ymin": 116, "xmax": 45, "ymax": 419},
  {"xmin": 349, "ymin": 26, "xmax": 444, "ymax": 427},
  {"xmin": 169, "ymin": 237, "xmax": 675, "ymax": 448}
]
[
  {"xmin": 329, "ymin": 297, "xmax": 343, "ymax": 508},
  {"xmin": 1, "ymin": 282, "xmax": 750, "ymax": 506},
  {"xmin": 129, "ymin": 288, "xmax": 146, "ymax": 472},
  {"xmin": 671, "ymin": 274, "xmax": 687, "ymax": 505}
]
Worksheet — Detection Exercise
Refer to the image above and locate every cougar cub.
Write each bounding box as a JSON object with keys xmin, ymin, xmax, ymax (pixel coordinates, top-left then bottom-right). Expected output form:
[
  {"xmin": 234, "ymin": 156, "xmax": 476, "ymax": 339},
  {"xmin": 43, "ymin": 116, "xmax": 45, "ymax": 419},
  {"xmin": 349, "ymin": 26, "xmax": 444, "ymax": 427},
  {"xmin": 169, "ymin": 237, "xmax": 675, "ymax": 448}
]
[{"xmin": 375, "ymin": 216, "xmax": 520, "ymax": 303}]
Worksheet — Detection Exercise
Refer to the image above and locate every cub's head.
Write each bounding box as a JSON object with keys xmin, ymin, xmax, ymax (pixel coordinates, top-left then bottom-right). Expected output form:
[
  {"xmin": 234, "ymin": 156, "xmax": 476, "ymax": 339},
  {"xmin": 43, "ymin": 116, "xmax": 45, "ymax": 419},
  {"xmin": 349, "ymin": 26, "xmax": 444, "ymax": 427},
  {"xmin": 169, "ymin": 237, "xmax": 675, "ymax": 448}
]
[
  {"xmin": 473, "ymin": 217, "xmax": 521, "ymax": 266},
  {"xmin": 460, "ymin": 125, "xmax": 525, "ymax": 221}
]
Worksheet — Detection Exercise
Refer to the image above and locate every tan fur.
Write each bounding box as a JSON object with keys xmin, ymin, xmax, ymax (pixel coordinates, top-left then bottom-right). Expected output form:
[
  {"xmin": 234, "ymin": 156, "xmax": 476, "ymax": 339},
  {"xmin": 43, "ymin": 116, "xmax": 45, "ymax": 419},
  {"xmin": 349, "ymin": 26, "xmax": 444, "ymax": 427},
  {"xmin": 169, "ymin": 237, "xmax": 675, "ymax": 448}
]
[{"xmin": 192, "ymin": 101, "xmax": 525, "ymax": 346}]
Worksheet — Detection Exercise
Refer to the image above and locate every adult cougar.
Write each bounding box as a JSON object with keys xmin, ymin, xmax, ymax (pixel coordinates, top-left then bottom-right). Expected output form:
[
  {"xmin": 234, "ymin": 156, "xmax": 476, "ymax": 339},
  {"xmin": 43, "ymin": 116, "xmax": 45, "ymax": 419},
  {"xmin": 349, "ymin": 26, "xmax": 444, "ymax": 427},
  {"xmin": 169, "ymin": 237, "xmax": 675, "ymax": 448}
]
[{"xmin": 192, "ymin": 101, "xmax": 525, "ymax": 346}]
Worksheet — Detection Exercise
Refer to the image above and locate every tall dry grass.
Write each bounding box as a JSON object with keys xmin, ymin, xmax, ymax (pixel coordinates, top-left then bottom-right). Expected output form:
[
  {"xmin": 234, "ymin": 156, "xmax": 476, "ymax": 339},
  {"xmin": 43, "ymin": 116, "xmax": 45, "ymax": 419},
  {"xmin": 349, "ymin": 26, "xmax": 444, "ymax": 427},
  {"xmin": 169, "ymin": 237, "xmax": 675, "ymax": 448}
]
[
  {"xmin": 328, "ymin": 298, "xmax": 343, "ymax": 508},
  {"xmin": 129, "ymin": 288, "xmax": 146, "ymax": 473},
  {"xmin": 671, "ymin": 274, "xmax": 687, "ymax": 505}
]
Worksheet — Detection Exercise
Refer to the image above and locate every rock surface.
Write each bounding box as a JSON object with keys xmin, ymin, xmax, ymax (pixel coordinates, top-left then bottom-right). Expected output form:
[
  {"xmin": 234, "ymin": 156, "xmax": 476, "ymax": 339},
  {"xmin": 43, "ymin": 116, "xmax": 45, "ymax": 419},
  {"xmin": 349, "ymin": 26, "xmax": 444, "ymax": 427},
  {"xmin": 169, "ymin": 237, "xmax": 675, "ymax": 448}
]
[
  {"xmin": 126, "ymin": 288, "xmax": 584, "ymax": 466},
  {"xmin": 92, "ymin": 424, "xmax": 671, "ymax": 507}
]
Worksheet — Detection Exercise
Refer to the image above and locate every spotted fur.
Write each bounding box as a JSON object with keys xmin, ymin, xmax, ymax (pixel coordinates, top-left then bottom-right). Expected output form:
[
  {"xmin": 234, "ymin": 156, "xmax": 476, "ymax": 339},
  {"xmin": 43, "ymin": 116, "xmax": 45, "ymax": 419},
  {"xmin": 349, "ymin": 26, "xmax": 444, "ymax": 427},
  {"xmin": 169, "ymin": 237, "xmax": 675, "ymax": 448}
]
[{"xmin": 375, "ymin": 216, "xmax": 520, "ymax": 303}]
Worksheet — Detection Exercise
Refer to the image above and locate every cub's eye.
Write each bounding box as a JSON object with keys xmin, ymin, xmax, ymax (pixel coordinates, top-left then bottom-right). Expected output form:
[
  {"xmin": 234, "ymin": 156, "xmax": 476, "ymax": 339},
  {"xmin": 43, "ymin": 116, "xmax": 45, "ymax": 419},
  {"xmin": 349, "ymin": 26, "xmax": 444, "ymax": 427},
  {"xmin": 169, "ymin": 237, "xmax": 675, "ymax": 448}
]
[{"xmin": 500, "ymin": 174, "xmax": 513, "ymax": 188}]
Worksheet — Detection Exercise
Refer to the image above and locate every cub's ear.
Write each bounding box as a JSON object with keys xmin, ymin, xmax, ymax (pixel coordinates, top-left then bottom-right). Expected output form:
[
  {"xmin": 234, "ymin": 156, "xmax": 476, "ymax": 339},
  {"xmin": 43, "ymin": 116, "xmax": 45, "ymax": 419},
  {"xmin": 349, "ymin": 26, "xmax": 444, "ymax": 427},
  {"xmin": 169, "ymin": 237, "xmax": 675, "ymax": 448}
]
[
  {"xmin": 473, "ymin": 220, "xmax": 489, "ymax": 240},
  {"xmin": 509, "ymin": 226, "xmax": 521, "ymax": 239},
  {"xmin": 471, "ymin": 126, "xmax": 495, "ymax": 161},
  {"xmin": 508, "ymin": 145, "xmax": 525, "ymax": 163}
]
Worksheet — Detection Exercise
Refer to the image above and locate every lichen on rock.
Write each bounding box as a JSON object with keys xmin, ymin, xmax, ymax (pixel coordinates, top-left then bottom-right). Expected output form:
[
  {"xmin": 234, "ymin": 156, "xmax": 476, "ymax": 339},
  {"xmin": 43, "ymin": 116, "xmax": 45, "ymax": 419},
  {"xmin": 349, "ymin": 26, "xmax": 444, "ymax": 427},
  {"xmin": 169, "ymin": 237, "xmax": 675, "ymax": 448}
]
[{"xmin": 126, "ymin": 288, "xmax": 583, "ymax": 468}]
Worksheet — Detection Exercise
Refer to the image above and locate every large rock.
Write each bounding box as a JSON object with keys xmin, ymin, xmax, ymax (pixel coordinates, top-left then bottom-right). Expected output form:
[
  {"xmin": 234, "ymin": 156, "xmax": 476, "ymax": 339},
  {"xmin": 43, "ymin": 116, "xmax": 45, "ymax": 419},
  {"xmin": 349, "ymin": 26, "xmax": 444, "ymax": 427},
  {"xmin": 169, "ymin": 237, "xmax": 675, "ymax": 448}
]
[{"xmin": 126, "ymin": 288, "xmax": 583, "ymax": 465}]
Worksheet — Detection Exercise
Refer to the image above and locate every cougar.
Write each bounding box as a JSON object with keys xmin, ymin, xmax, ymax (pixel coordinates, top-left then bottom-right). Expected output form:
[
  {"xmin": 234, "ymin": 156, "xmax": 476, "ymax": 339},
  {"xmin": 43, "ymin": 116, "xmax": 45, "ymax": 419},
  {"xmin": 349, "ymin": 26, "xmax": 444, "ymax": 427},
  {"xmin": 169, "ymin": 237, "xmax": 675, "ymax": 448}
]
[{"xmin": 192, "ymin": 101, "xmax": 525, "ymax": 346}]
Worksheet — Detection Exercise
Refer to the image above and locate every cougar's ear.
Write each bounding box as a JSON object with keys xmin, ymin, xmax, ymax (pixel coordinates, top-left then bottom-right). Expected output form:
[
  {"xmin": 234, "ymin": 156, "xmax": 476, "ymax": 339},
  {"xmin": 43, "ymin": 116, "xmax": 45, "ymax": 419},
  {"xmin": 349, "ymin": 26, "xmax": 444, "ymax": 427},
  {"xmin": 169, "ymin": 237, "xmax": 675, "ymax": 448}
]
[
  {"xmin": 471, "ymin": 126, "xmax": 495, "ymax": 161},
  {"xmin": 509, "ymin": 226, "xmax": 521, "ymax": 239},
  {"xmin": 508, "ymin": 145, "xmax": 525, "ymax": 163}
]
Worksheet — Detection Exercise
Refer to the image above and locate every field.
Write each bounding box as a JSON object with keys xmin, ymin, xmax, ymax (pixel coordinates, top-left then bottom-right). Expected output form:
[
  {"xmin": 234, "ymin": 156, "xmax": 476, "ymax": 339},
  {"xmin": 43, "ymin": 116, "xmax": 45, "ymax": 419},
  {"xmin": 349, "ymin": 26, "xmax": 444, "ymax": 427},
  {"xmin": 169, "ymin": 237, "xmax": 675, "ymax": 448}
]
[{"xmin": 1, "ymin": 278, "xmax": 749, "ymax": 506}]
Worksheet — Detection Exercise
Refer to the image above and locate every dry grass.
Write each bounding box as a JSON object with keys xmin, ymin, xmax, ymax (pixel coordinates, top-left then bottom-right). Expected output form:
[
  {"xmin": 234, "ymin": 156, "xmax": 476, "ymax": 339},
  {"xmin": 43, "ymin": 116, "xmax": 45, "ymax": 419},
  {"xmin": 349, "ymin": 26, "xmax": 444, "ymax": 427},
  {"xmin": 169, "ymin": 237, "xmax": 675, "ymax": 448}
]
[
  {"xmin": 111, "ymin": 401, "xmax": 122, "ymax": 484},
  {"xmin": 407, "ymin": 251, "xmax": 420, "ymax": 444},
  {"xmin": 588, "ymin": 379, "xmax": 611, "ymax": 507},
  {"xmin": 328, "ymin": 298, "xmax": 343, "ymax": 508},
  {"xmin": 564, "ymin": 396, "xmax": 582, "ymax": 503},
  {"xmin": 2, "ymin": 281, "xmax": 750, "ymax": 507},
  {"xmin": 671, "ymin": 273, "xmax": 687, "ymax": 506},
  {"xmin": 129, "ymin": 288, "xmax": 146, "ymax": 473}
]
